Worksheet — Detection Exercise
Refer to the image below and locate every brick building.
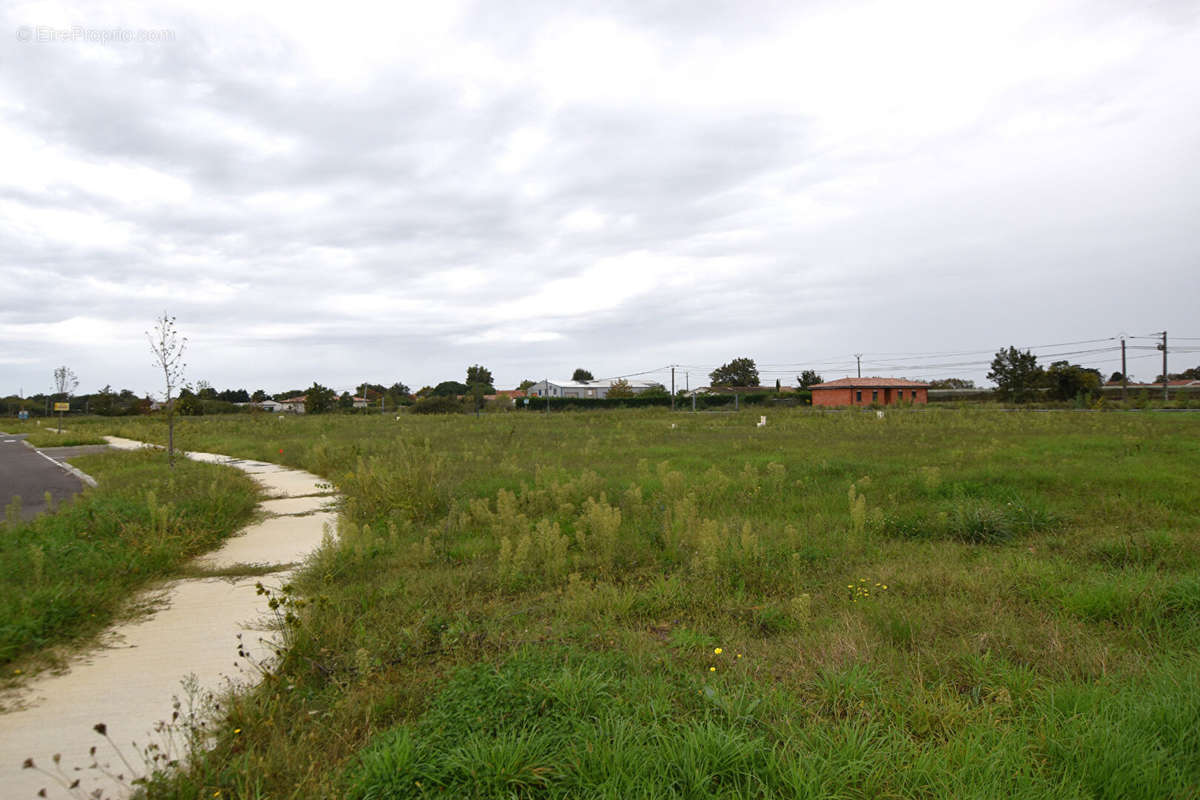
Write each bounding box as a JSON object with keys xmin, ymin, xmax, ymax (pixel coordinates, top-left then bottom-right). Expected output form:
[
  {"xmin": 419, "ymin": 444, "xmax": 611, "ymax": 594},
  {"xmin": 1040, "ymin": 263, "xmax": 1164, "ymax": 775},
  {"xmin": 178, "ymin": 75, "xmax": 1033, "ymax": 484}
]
[{"xmin": 810, "ymin": 377, "xmax": 930, "ymax": 407}]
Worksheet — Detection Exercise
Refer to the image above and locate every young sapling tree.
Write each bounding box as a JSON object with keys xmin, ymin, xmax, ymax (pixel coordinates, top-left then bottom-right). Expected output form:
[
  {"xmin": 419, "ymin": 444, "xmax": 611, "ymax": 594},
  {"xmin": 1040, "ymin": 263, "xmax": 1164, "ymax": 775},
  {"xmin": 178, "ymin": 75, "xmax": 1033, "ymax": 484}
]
[
  {"xmin": 147, "ymin": 313, "xmax": 187, "ymax": 467},
  {"xmin": 52, "ymin": 365, "xmax": 78, "ymax": 433}
]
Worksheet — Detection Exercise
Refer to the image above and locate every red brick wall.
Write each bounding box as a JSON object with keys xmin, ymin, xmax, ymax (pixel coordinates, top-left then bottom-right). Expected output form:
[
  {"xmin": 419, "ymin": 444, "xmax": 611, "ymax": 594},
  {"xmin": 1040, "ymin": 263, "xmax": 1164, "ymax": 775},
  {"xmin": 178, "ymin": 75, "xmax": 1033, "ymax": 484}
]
[
  {"xmin": 812, "ymin": 387, "xmax": 928, "ymax": 407},
  {"xmin": 813, "ymin": 388, "xmax": 852, "ymax": 406}
]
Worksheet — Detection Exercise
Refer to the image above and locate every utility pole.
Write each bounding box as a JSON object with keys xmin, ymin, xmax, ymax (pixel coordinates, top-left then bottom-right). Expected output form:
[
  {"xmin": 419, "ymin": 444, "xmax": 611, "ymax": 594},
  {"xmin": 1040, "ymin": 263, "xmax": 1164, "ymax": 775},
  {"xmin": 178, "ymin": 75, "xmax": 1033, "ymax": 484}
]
[
  {"xmin": 1157, "ymin": 331, "xmax": 1168, "ymax": 403},
  {"xmin": 671, "ymin": 366, "xmax": 676, "ymax": 411},
  {"xmin": 545, "ymin": 378, "xmax": 550, "ymax": 414},
  {"xmin": 1120, "ymin": 336, "xmax": 1127, "ymax": 402},
  {"xmin": 854, "ymin": 353, "xmax": 863, "ymax": 378}
]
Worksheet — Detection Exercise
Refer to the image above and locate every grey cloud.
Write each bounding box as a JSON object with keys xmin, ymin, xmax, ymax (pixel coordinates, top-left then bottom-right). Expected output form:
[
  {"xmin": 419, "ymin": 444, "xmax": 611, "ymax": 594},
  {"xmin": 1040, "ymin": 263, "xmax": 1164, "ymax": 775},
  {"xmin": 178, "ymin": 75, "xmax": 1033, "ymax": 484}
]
[{"xmin": 1, "ymin": 1, "xmax": 1199, "ymax": 395}]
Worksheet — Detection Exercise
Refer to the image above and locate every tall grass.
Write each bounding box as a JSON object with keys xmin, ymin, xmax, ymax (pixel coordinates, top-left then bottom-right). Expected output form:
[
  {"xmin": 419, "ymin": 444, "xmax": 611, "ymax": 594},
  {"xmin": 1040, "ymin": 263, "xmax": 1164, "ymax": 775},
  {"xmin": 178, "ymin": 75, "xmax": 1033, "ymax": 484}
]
[
  {"xmin": 43, "ymin": 408, "xmax": 1200, "ymax": 798},
  {"xmin": 0, "ymin": 450, "xmax": 259, "ymax": 669}
]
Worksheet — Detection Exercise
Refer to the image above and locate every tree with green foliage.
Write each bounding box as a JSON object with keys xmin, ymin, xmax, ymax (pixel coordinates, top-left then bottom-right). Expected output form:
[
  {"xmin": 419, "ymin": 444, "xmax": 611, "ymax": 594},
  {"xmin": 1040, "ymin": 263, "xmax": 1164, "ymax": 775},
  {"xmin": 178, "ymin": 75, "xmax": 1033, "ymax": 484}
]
[
  {"xmin": 1155, "ymin": 365, "xmax": 1200, "ymax": 382},
  {"xmin": 468, "ymin": 383, "xmax": 489, "ymax": 414},
  {"xmin": 176, "ymin": 387, "xmax": 203, "ymax": 416},
  {"xmin": 431, "ymin": 380, "xmax": 469, "ymax": 398},
  {"xmin": 466, "ymin": 365, "xmax": 495, "ymax": 393},
  {"xmin": 251, "ymin": 389, "xmax": 268, "ymax": 402},
  {"xmin": 357, "ymin": 383, "xmax": 386, "ymax": 401},
  {"xmin": 91, "ymin": 385, "xmax": 116, "ymax": 416},
  {"xmin": 517, "ymin": 379, "xmax": 536, "ymax": 393},
  {"xmin": 1045, "ymin": 361, "xmax": 1102, "ymax": 401},
  {"xmin": 710, "ymin": 357, "xmax": 759, "ymax": 387},
  {"xmin": 304, "ymin": 383, "xmax": 337, "ymax": 414},
  {"xmin": 929, "ymin": 378, "xmax": 976, "ymax": 390},
  {"xmin": 606, "ymin": 378, "xmax": 635, "ymax": 398},
  {"xmin": 639, "ymin": 383, "xmax": 670, "ymax": 398},
  {"xmin": 572, "ymin": 368, "xmax": 594, "ymax": 382},
  {"xmin": 338, "ymin": 391, "xmax": 354, "ymax": 410},
  {"xmin": 988, "ymin": 347, "xmax": 1042, "ymax": 402},
  {"xmin": 797, "ymin": 370, "xmax": 824, "ymax": 389}
]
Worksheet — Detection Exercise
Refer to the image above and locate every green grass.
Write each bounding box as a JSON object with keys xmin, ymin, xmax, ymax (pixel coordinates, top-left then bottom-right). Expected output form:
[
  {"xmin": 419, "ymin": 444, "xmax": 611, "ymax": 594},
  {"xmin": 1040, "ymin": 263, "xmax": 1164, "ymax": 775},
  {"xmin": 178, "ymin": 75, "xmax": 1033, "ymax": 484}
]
[
  {"xmin": 0, "ymin": 450, "xmax": 260, "ymax": 672},
  {"xmin": 21, "ymin": 431, "xmax": 110, "ymax": 447},
  {"xmin": 40, "ymin": 408, "xmax": 1200, "ymax": 798},
  {"xmin": 0, "ymin": 421, "xmax": 109, "ymax": 447}
]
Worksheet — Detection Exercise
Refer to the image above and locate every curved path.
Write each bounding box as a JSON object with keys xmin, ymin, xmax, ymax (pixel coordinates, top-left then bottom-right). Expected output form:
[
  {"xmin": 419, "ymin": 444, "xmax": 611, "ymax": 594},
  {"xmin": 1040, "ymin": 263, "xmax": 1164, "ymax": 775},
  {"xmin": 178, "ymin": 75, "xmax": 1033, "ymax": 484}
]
[{"xmin": 0, "ymin": 437, "xmax": 338, "ymax": 799}]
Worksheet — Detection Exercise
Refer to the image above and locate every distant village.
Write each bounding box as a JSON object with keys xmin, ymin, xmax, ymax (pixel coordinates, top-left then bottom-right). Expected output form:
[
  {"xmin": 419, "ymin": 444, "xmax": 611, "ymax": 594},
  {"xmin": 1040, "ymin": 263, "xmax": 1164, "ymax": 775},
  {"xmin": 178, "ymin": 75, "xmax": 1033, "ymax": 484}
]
[{"xmin": 4, "ymin": 350, "xmax": 1198, "ymax": 419}]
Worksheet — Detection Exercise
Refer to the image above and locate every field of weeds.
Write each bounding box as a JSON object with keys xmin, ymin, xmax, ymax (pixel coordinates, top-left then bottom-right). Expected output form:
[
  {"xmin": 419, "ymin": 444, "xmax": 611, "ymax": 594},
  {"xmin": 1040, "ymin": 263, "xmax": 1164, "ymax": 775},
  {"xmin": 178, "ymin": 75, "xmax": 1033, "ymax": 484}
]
[{"xmin": 54, "ymin": 407, "xmax": 1200, "ymax": 798}]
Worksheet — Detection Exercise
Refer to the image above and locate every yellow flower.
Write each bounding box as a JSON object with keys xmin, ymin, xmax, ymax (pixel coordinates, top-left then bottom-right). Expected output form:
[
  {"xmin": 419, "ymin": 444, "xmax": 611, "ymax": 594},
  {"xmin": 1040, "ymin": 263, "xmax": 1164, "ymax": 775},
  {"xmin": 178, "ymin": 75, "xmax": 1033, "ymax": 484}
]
[
  {"xmin": 233, "ymin": 728, "xmax": 241, "ymax": 734},
  {"xmin": 714, "ymin": 647, "xmax": 723, "ymax": 655},
  {"xmin": 736, "ymin": 653, "xmax": 742, "ymax": 659},
  {"xmin": 709, "ymin": 666, "xmax": 716, "ymax": 672}
]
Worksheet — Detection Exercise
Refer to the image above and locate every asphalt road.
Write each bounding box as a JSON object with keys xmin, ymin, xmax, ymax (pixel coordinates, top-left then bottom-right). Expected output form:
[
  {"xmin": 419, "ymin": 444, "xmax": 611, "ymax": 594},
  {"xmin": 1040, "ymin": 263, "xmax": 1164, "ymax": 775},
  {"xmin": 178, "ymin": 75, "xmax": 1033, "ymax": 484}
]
[{"xmin": 0, "ymin": 433, "xmax": 93, "ymax": 520}]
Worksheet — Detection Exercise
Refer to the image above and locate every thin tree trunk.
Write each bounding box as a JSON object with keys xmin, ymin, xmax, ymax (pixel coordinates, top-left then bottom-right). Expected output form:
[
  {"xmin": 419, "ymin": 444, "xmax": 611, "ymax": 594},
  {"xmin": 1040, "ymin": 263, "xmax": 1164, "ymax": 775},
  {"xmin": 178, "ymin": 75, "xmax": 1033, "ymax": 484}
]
[{"xmin": 167, "ymin": 392, "xmax": 175, "ymax": 468}]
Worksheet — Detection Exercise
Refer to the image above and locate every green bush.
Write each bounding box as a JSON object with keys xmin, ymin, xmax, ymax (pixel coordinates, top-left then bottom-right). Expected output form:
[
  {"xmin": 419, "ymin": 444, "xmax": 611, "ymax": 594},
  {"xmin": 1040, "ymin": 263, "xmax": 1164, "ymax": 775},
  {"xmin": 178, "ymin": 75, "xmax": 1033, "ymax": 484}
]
[{"xmin": 409, "ymin": 396, "xmax": 464, "ymax": 415}]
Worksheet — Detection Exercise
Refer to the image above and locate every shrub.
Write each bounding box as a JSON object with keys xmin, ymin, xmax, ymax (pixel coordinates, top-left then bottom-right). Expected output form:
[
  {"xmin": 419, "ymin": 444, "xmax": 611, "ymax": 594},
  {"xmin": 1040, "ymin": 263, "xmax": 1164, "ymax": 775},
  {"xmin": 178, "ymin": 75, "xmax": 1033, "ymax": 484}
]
[{"xmin": 409, "ymin": 396, "xmax": 464, "ymax": 415}]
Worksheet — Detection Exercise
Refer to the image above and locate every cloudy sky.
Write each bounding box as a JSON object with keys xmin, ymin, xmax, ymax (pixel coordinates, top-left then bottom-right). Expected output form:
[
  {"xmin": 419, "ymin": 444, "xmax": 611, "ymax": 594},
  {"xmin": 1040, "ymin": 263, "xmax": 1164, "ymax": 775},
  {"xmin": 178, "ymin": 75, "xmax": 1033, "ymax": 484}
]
[{"xmin": 2, "ymin": 0, "xmax": 1199, "ymax": 397}]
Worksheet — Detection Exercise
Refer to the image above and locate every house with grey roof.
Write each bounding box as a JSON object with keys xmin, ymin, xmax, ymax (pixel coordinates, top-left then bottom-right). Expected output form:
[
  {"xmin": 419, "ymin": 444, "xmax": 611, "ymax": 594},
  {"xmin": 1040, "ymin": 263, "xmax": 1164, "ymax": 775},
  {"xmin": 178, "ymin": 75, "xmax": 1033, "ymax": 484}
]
[{"xmin": 525, "ymin": 379, "xmax": 662, "ymax": 399}]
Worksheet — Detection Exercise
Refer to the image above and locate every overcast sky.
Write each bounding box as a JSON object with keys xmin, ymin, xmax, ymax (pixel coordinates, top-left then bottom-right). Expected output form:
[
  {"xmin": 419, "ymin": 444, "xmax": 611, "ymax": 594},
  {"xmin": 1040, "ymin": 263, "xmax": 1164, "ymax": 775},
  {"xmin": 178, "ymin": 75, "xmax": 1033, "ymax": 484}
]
[{"xmin": 2, "ymin": 0, "xmax": 1199, "ymax": 397}]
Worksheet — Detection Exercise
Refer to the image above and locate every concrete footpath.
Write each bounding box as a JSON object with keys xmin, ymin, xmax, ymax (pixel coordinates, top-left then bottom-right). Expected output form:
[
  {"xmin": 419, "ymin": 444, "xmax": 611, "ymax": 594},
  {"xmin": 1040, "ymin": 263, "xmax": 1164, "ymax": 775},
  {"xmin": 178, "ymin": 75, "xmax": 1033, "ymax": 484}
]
[{"xmin": 0, "ymin": 437, "xmax": 338, "ymax": 799}]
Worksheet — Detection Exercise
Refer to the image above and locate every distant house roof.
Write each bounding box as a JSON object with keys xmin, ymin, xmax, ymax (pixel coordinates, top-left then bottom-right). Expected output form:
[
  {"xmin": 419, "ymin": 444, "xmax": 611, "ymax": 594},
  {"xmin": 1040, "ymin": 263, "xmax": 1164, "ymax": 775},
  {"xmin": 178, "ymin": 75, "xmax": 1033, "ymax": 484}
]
[
  {"xmin": 545, "ymin": 379, "xmax": 659, "ymax": 389},
  {"xmin": 494, "ymin": 390, "xmax": 526, "ymax": 398},
  {"xmin": 810, "ymin": 377, "xmax": 930, "ymax": 389},
  {"xmin": 1115, "ymin": 380, "xmax": 1200, "ymax": 388},
  {"xmin": 282, "ymin": 395, "xmax": 307, "ymax": 403}
]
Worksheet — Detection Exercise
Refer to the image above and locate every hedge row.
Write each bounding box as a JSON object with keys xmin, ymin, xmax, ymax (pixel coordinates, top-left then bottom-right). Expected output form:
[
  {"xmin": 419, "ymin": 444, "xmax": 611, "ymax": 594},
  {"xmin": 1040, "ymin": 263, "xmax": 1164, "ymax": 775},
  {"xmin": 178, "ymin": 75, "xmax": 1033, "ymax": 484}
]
[{"xmin": 513, "ymin": 391, "xmax": 811, "ymax": 412}]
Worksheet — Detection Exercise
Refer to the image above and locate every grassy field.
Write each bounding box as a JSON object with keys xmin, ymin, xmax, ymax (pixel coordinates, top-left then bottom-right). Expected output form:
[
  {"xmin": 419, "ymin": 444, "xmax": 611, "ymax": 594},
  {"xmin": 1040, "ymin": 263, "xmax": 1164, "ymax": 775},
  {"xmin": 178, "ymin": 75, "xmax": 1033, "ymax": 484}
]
[
  {"xmin": 34, "ymin": 408, "xmax": 1200, "ymax": 798},
  {"xmin": 0, "ymin": 450, "xmax": 261, "ymax": 676}
]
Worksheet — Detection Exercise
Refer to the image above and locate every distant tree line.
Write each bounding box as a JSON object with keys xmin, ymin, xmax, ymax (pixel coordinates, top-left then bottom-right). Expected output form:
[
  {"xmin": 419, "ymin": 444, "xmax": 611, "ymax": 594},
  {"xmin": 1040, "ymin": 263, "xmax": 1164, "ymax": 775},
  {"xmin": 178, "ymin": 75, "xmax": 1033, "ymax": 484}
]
[{"xmin": 987, "ymin": 347, "xmax": 1105, "ymax": 403}]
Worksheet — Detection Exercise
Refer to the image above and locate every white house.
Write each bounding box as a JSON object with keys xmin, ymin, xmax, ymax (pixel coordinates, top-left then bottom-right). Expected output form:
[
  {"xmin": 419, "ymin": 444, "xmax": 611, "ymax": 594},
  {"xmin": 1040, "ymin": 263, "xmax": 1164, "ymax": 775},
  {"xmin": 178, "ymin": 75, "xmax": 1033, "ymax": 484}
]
[
  {"xmin": 279, "ymin": 396, "xmax": 306, "ymax": 414},
  {"xmin": 234, "ymin": 400, "xmax": 288, "ymax": 412},
  {"xmin": 525, "ymin": 379, "xmax": 662, "ymax": 399}
]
